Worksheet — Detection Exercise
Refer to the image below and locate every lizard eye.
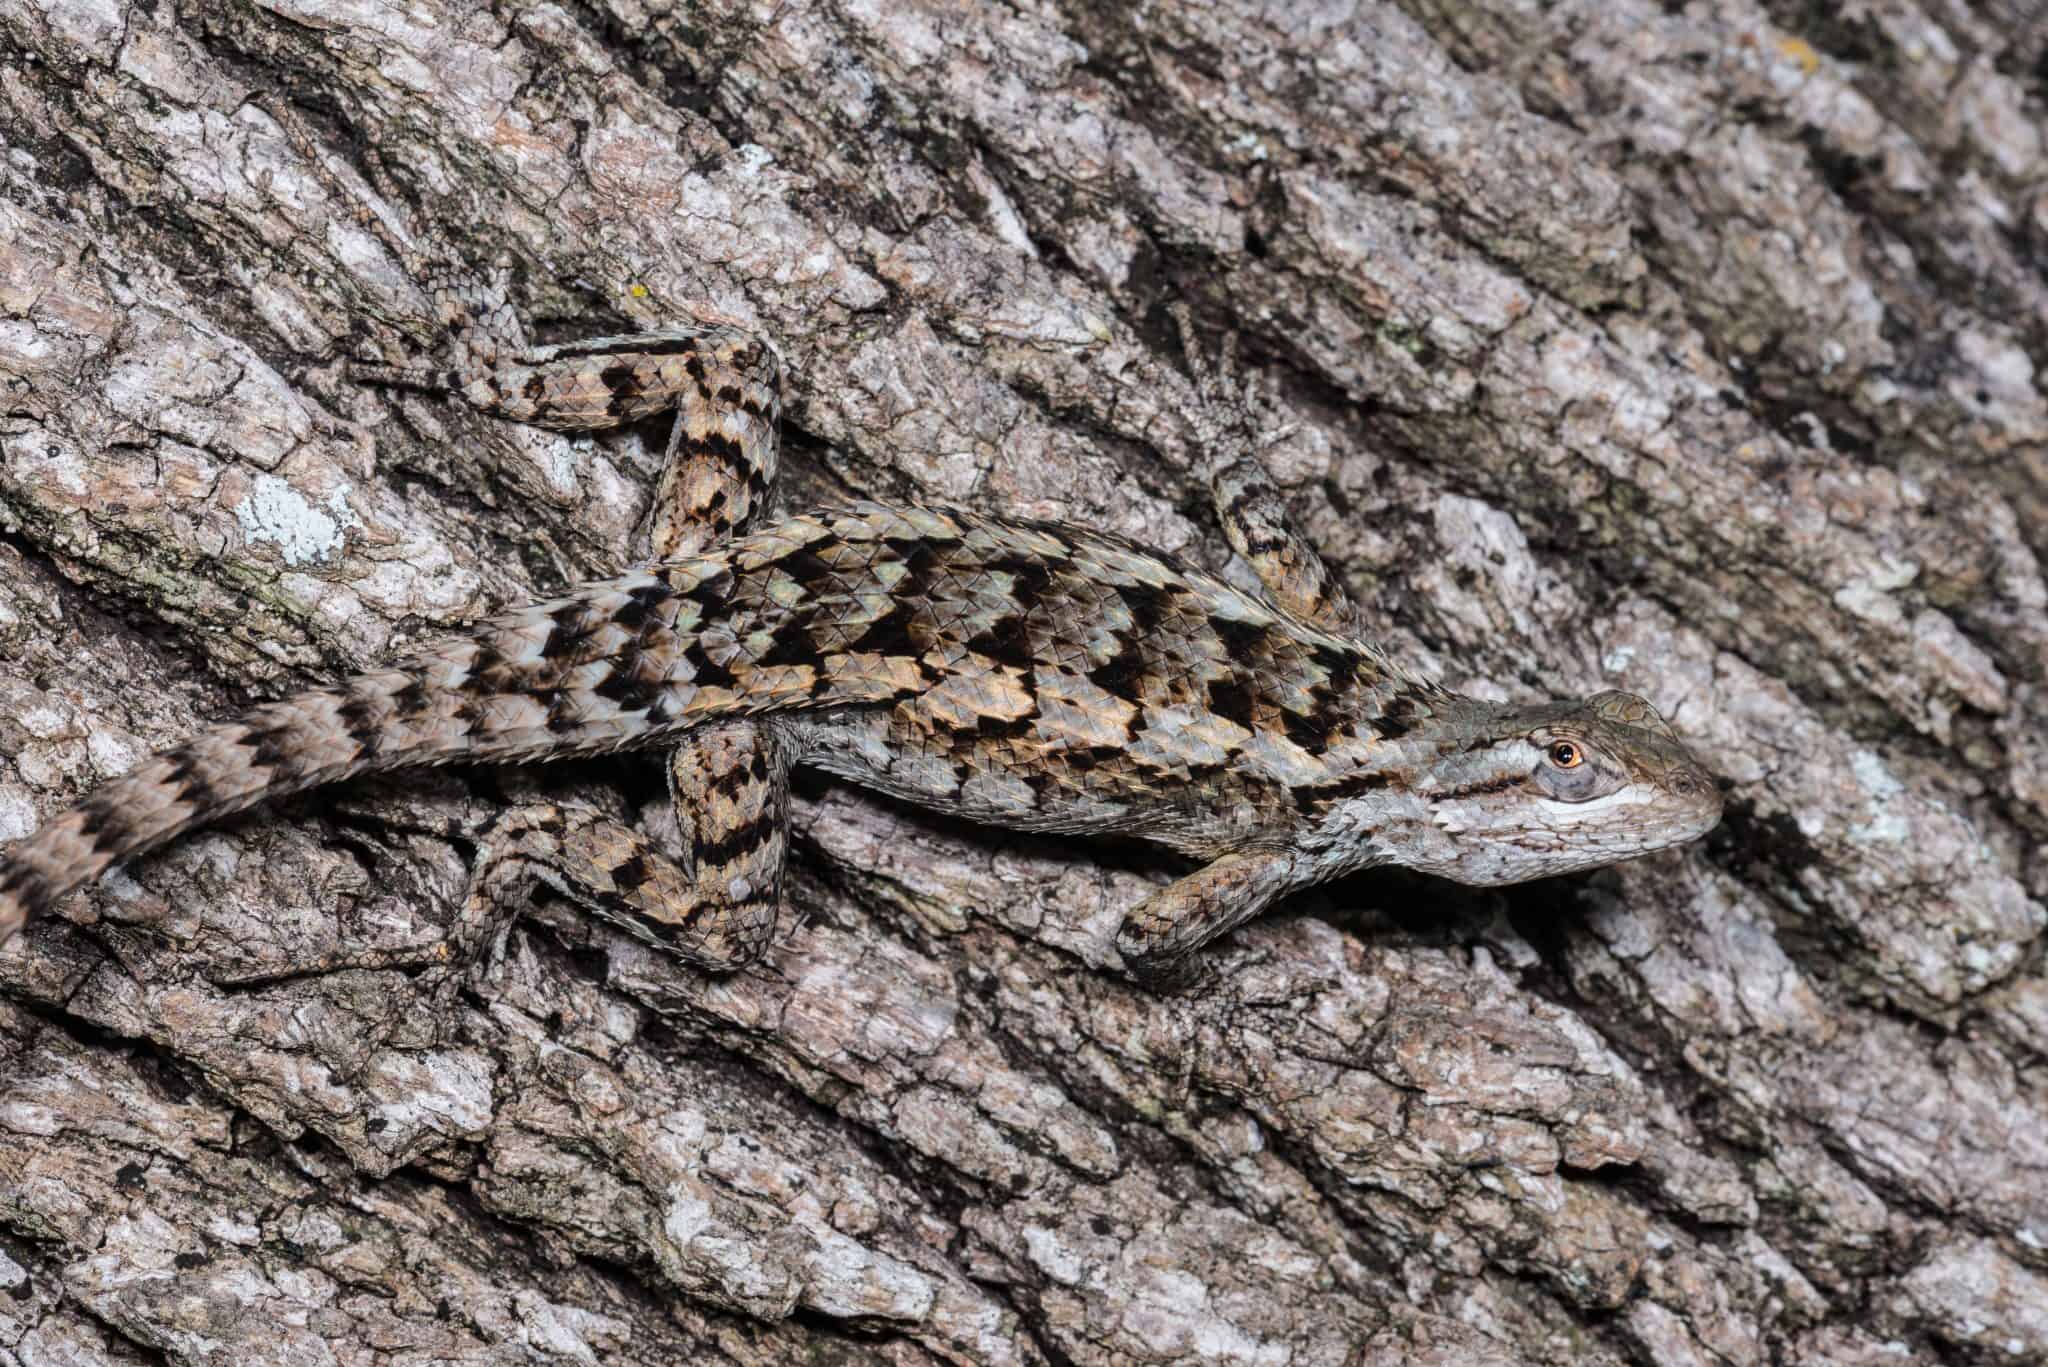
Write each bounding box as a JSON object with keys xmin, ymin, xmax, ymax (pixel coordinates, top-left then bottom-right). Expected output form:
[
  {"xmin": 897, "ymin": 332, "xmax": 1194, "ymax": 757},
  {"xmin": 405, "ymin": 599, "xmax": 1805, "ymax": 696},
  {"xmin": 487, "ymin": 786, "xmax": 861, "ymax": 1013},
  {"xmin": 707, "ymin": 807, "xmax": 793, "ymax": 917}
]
[{"xmin": 1529, "ymin": 734, "xmax": 1618, "ymax": 803}]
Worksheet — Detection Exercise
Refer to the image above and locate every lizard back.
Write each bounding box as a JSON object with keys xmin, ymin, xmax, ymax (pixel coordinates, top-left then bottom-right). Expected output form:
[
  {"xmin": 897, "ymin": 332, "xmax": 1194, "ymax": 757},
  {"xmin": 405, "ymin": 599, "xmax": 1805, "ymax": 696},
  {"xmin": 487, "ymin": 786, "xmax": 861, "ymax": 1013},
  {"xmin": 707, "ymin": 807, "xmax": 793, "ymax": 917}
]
[{"xmin": 0, "ymin": 502, "xmax": 1421, "ymax": 939}]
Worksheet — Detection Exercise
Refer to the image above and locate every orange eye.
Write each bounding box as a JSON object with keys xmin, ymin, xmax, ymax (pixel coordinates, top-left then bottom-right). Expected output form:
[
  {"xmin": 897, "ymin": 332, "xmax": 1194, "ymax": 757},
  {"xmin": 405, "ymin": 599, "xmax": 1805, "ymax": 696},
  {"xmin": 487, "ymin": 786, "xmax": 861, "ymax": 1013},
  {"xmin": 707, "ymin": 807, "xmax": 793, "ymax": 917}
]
[{"xmin": 1549, "ymin": 742, "xmax": 1582, "ymax": 768}]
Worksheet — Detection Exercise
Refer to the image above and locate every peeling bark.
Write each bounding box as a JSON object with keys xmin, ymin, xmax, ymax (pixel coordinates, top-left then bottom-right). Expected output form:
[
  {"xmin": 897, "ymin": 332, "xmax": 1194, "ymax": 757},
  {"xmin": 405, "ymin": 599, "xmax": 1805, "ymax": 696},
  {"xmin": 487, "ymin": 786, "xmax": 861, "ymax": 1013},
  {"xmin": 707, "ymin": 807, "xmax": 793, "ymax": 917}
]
[{"xmin": 0, "ymin": 1, "xmax": 2044, "ymax": 1363}]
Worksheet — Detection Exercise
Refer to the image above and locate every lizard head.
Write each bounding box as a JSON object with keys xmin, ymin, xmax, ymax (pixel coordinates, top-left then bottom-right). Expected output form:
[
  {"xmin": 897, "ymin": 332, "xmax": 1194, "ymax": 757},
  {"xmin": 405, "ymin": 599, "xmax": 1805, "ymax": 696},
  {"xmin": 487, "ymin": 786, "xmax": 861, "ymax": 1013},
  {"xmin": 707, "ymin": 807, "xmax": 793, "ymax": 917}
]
[{"xmin": 1403, "ymin": 689, "xmax": 1721, "ymax": 886}]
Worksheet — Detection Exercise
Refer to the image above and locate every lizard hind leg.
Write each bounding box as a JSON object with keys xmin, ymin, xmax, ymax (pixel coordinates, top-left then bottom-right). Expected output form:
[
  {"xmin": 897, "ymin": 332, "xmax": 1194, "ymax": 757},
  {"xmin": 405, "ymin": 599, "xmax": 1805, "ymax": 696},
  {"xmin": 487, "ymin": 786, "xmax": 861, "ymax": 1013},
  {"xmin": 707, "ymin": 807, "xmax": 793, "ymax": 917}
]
[
  {"xmin": 259, "ymin": 93, "xmax": 529, "ymax": 378},
  {"xmin": 431, "ymin": 315, "xmax": 790, "ymax": 978},
  {"xmin": 356, "ymin": 320, "xmax": 783, "ymax": 564},
  {"xmin": 345, "ymin": 256, "xmax": 529, "ymax": 395},
  {"xmin": 249, "ymin": 100, "xmax": 804, "ymax": 986},
  {"xmin": 459, "ymin": 729, "xmax": 789, "ymax": 980},
  {"xmin": 1168, "ymin": 304, "xmax": 1361, "ymax": 635},
  {"xmin": 269, "ymin": 99, "xmax": 785, "ymax": 558}
]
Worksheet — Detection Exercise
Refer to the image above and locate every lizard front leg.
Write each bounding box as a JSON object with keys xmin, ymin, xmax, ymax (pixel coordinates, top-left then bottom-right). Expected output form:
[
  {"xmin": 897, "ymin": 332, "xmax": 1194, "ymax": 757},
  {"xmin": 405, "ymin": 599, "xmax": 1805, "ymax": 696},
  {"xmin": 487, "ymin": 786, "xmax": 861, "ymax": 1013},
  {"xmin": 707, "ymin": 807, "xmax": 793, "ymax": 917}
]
[
  {"xmin": 1169, "ymin": 303, "xmax": 1362, "ymax": 635},
  {"xmin": 1115, "ymin": 848, "xmax": 1311, "ymax": 991}
]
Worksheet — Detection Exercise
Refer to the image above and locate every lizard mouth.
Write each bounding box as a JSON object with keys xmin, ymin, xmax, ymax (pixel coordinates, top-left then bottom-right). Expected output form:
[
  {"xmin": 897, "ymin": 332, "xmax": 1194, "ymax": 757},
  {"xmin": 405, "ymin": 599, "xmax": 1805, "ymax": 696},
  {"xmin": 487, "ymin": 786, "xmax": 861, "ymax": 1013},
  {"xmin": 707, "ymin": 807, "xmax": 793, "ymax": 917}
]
[
  {"xmin": 1528, "ymin": 773, "xmax": 1723, "ymax": 846},
  {"xmin": 1530, "ymin": 787, "xmax": 1647, "ymax": 819}
]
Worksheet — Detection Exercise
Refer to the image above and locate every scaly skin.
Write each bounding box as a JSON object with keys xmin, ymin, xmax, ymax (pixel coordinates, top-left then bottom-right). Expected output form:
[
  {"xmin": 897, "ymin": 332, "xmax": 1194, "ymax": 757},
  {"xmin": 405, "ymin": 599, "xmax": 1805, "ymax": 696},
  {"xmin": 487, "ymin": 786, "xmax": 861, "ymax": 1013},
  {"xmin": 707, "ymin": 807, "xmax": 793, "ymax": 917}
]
[
  {"xmin": 0, "ymin": 311, "xmax": 1720, "ymax": 988},
  {"xmin": 0, "ymin": 500, "xmax": 1719, "ymax": 972}
]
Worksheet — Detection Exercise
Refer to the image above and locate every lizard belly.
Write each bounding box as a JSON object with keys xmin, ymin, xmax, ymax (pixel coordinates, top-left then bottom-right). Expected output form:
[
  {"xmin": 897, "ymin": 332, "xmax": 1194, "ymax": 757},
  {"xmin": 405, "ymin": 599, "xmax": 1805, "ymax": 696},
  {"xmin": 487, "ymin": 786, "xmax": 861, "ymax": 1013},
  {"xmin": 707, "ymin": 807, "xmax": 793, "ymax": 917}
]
[{"xmin": 780, "ymin": 710, "xmax": 1290, "ymax": 853}]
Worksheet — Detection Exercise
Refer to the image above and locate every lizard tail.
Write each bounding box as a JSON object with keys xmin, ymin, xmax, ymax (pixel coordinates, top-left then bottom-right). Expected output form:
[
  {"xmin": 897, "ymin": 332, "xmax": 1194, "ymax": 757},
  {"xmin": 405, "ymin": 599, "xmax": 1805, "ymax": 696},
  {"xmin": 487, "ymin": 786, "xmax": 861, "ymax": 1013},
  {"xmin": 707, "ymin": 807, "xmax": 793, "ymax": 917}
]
[{"xmin": 0, "ymin": 563, "xmax": 747, "ymax": 947}]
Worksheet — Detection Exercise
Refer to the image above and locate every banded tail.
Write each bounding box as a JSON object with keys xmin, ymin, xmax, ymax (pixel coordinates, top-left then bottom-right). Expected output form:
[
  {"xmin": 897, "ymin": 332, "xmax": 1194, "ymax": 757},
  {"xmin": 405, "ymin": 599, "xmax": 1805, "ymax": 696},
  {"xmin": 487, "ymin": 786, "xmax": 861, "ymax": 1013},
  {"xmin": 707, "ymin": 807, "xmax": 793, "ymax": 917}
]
[{"xmin": 0, "ymin": 556, "xmax": 770, "ymax": 946}]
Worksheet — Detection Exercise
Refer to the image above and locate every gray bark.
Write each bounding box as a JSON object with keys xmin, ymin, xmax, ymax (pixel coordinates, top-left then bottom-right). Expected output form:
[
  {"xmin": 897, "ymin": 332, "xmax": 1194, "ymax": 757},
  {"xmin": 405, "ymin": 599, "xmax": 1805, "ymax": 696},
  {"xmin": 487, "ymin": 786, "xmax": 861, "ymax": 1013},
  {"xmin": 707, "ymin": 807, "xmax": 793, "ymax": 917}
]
[{"xmin": 0, "ymin": 0, "xmax": 2044, "ymax": 1362}]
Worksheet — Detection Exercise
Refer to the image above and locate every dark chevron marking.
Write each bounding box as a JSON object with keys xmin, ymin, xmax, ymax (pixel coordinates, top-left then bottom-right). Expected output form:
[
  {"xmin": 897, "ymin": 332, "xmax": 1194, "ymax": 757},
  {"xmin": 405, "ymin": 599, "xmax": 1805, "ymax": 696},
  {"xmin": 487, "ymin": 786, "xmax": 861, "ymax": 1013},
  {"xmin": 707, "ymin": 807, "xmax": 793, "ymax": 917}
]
[{"xmin": 0, "ymin": 311, "xmax": 1721, "ymax": 988}]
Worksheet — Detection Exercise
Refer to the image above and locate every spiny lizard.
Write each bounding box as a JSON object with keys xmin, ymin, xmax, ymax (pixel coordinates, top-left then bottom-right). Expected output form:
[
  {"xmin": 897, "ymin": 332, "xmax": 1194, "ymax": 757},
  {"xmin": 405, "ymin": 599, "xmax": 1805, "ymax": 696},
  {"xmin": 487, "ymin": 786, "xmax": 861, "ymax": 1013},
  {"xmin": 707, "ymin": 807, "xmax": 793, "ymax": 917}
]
[{"xmin": 0, "ymin": 302, "xmax": 1720, "ymax": 989}]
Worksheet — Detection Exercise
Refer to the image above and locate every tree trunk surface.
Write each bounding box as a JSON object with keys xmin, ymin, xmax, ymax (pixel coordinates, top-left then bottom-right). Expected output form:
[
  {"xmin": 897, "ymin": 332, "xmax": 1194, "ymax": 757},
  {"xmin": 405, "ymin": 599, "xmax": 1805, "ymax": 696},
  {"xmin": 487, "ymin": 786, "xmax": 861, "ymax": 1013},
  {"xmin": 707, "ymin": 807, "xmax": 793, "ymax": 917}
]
[{"xmin": 1, "ymin": 1, "xmax": 2044, "ymax": 1363}]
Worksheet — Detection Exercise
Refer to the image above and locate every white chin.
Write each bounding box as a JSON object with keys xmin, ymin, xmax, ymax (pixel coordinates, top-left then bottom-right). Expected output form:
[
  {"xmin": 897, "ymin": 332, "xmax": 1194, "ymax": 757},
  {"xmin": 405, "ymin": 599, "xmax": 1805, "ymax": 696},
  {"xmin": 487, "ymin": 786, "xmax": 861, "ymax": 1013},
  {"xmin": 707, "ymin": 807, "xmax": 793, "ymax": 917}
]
[{"xmin": 1534, "ymin": 785, "xmax": 1640, "ymax": 821}]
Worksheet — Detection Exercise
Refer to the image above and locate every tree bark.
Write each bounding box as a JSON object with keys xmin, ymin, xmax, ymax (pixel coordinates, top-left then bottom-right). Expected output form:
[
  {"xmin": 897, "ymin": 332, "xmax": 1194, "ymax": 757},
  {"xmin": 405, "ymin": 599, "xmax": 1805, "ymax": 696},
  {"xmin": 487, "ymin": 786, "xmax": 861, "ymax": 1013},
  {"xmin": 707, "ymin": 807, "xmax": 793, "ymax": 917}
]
[{"xmin": 1, "ymin": 1, "xmax": 2044, "ymax": 1362}]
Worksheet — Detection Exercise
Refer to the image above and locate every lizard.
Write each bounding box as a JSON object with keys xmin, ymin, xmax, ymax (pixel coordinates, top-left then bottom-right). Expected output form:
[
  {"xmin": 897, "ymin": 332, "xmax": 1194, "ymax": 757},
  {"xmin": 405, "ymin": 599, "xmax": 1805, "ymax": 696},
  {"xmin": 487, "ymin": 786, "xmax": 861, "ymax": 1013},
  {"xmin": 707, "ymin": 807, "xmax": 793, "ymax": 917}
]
[{"xmin": 0, "ymin": 293, "xmax": 1722, "ymax": 990}]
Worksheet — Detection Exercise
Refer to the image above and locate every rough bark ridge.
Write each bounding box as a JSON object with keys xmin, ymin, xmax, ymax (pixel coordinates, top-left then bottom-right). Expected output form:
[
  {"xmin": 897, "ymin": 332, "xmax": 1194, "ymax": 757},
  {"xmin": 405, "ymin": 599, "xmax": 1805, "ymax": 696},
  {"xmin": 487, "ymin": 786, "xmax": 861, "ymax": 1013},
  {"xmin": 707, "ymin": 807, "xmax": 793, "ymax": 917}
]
[{"xmin": 1, "ymin": 1, "xmax": 2044, "ymax": 1363}]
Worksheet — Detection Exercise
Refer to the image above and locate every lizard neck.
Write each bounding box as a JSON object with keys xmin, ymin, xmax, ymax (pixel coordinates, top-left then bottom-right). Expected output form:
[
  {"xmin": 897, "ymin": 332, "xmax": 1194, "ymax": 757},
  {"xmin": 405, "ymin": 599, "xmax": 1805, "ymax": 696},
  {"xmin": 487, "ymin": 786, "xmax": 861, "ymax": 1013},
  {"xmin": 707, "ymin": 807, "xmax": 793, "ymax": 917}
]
[{"xmin": 1292, "ymin": 690, "xmax": 1493, "ymax": 882}]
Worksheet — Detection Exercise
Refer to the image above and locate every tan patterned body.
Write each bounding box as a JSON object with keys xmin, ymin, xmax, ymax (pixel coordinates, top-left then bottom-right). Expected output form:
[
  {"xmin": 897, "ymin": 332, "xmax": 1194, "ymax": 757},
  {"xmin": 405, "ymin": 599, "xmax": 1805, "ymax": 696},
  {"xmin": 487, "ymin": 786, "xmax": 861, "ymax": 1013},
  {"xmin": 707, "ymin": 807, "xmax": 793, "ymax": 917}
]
[{"xmin": 0, "ymin": 315, "xmax": 1722, "ymax": 987}]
